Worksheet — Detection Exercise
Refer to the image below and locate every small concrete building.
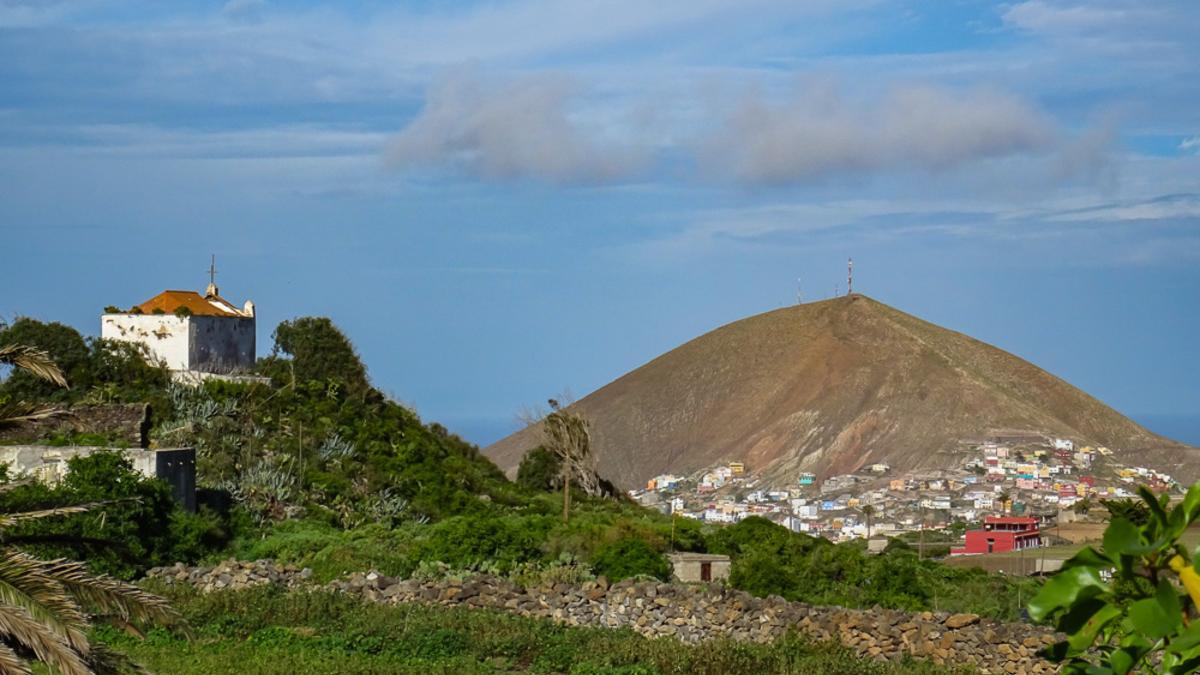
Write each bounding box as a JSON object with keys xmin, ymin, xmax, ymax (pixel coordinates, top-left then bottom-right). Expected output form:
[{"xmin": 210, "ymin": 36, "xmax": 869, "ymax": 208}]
[
  {"xmin": 101, "ymin": 280, "xmax": 255, "ymax": 376},
  {"xmin": 0, "ymin": 446, "xmax": 196, "ymax": 511},
  {"xmin": 668, "ymin": 553, "xmax": 731, "ymax": 583}
]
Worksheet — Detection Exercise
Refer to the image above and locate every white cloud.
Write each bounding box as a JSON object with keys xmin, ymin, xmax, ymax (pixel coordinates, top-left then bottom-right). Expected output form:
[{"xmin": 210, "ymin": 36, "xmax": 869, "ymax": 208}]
[
  {"xmin": 1182, "ymin": 136, "xmax": 1200, "ymax": 154},
  {"xmin": 221, "ymin": 0, "xmax": 266, "ymax": 23},
  {"xmin": 700, "ymin": 80, "xmax": 1059, "ymax": 184},
  {"xmin": 386, "ymin": 71, "xmax": 649, "ymax": 183},
  {"xmin": 1002, "ymin": 1, "xmax": 1134, "ymax": 34},
  {"xmin": 0, "ymin": 0, "xmax": 90, "ymax": 27}
]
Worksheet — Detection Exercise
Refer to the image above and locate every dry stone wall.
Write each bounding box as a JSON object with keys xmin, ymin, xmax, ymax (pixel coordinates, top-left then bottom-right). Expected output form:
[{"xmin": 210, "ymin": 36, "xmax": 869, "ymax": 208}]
[
  {"xmin": 0, "ymin": 403, "xmax": 150, "ymax": 447},
  {"xmin": 147, "ymin": 560, "xmax": 1061, "ymax": 674}
]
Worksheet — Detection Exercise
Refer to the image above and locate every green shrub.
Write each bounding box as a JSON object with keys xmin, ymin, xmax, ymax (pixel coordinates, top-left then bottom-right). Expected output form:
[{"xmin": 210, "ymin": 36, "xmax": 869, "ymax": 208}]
[
  {"xmin": 591, "ymin": 538, "xmax": 669, "ymax": 582},
  {"xmin": 0, "ymin": 450, "xmax": 231, "ymax": 579},
  {"xmin": 517, "ymin": 446, "xmax": 561, "ymax": 491}
]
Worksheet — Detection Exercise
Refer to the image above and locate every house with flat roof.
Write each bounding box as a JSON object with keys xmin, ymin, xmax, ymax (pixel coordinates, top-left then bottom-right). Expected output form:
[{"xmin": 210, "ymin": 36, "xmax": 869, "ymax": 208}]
[
  {"xmin": 668, "ymin": 553, "xmax": 730, "ymax": 583},
  {"xmin": 950, "ymin": 516, "xmax": 1042, "ymax": 556}
]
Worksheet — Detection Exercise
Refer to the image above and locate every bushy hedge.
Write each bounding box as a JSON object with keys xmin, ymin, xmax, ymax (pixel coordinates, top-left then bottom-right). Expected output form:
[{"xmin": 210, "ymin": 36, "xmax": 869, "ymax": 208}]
[{"xmin": 591, "ymin": 538, "xmax": 670, "ymax": 581}]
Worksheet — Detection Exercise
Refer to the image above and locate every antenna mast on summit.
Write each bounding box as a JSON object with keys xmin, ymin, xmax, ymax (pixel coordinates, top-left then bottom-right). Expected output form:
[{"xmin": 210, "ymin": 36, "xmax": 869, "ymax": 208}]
[
  {"xmin": 797, "ymin": 277, "xmax": 802, "ymax": 305},
  {"xmin": 847, "ymin": 257, "xmax": 854, "ymax": 295}
]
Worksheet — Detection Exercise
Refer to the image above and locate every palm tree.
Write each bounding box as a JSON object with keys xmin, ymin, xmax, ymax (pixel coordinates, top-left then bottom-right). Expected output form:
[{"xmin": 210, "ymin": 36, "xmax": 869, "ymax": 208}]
[
  {"xmin": 0, "ymin": 342, "xmax": 181, "ymax": 673},
  {"xmin": 0, "ymin": 344, "xmax": 67, "ymax": 428},
  {"xmin": 862, "ymin": 504, "xmax": 875, "ymax": 539}
]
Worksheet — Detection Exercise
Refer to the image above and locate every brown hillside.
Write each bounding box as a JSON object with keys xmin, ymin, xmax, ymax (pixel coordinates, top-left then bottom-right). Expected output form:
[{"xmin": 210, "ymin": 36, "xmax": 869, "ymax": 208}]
[{"xmin": 484, "ymin": 295, "xmax": 1197, "ymax": 490}]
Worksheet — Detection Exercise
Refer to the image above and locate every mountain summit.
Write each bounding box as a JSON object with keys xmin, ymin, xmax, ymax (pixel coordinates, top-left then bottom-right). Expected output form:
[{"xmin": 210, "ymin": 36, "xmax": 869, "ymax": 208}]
[{"xmin": 485, "ymin": 295, "xmax": 1196, "ymax": 489}]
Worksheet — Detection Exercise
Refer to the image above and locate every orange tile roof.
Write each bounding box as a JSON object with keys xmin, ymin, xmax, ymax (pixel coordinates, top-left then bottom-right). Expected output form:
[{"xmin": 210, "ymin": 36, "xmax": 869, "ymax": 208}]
[{"xmin": 135, "ymin": 290, "xmax": 241, "ymax": 317}]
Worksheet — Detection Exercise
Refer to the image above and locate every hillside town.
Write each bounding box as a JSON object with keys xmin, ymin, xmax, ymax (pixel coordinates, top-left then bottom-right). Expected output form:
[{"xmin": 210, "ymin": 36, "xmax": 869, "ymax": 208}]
[{"xmin": 630, "ymin": 432, "xmax": 1179, "ymax": 552}]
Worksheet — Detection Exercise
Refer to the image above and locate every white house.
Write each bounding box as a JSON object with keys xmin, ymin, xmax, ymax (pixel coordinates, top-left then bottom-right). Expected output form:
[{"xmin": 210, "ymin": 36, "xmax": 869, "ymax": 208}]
[{"xmin": 101, "ymin": 280, "xmax": 255, "ymax": 375}]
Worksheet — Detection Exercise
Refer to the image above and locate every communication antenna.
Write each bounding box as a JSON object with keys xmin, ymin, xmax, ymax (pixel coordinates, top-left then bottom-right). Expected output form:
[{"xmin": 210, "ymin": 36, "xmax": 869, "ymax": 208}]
[
  {"xmin": 847, "ymin": 257, "xmax": 854, "ymax": 295},
  {"xmin": 796, "ymin": 277, "xmax": 803, "ymax": 305},
  {"xmin": 834, "ymin": 282, "xmax": 839, "ymax": 298}
]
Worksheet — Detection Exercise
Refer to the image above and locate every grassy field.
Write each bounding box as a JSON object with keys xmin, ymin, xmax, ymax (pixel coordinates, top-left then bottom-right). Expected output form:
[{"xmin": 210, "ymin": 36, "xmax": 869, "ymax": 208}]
[{"xmin": 99, "ymin": 585, "xmax": 963, "ymax": 675}]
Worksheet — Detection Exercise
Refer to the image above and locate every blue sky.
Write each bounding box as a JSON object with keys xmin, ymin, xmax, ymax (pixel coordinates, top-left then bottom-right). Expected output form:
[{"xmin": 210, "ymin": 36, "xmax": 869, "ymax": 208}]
[{"xmin": 2, "ymin": 0, "xmax": 1198, "ymax": 445}]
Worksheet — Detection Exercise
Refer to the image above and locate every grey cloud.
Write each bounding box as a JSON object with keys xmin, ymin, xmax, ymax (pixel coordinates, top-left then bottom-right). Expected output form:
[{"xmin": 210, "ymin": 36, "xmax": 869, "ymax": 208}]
[
  {"xmin": 702, "ymin": 81, "xmax": 1061, "ymax": 184},
  {"xmin": 386, "ymin": 72, "xmax": 648, "ymax": 183}
]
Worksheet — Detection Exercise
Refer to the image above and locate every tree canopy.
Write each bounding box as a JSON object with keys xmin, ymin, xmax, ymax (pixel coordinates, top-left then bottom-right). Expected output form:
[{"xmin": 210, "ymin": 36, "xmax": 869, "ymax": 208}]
[{"xmin": 263, "ymin": 317, "xmax": 371, "ymax": 396}]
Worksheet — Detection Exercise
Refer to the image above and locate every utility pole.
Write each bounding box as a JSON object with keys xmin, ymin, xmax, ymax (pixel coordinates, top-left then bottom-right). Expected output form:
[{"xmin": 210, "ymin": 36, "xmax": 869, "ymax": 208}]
[{"xmin": 919, "ymin": 505, "xmax": 926, "ymax": 560}]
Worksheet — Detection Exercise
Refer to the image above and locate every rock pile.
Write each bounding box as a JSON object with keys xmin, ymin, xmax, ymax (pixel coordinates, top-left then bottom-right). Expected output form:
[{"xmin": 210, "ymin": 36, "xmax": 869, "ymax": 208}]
[
  {"xmin": 146, "ymin": 561, "xmax": 1060, "ymax": 673},
  {"xmin": 147, "ymin": 559, "xmax": 313, "ymax": 593}
]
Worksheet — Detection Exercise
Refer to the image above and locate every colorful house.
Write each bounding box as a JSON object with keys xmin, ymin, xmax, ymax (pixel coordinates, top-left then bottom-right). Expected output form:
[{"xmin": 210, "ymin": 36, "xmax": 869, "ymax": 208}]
[{"xmin": 951, "ymin": 516, "xmax": 1041, "ymax": 555}]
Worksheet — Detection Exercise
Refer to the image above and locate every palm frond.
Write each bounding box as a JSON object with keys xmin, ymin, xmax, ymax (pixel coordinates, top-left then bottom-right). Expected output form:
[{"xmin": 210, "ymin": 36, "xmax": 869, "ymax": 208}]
[
  {"xmin": 0, "ymin": 402, "xmax": 67, "ymax": 430},
  {"xmin": 0, "ymin": 345, "xmax": 66, "ymax": 388},
  {"xmin": 0, "ymin": 601, "xmax": 89, "ymax": 675},
  {"xmin": 0, "ymin": 480, "xmax": 33, "ymax": 495},
  {"xmin": 0, "ymin": 501, "xmax": 126, "ymax": 529},
  {"xmin": 0, "ymin": 641, "xmax": 33, "ymax": 675},
  {"xmin": 85, "ymin": 641, "xmax": 153, "ymax": 675},
  {"xmin": 40, "ymin": 559, "xmax": 181, "ymax": 627},
  {"xmin": 0, "ymin": 552, "xmax": 91, "ymax": 654}
]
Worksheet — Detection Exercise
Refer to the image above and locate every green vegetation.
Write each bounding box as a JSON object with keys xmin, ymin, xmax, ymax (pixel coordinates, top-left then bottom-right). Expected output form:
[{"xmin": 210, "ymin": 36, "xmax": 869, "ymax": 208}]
[
  {"xmin": 0, "ymin": 451, "xmax": 234, "ymax": 580},
  {"xmin": 102, "ymin": 585, "xmax": 957, "ymax": 675},
  {"xmin": 711, "ymin": 517, "xmax": 1038, "ymax": 619},
  {"xmin": 2, "ymin": 313, "xmax": 1042, "ymax": 628},
  {"xmin": 0, "ymin": 316, "xmax": 169, "ymax": 406},
  {"xmin": 592, "ymin": 538, "xmax": 670, "ymax": 582},
  {"xmin": 0, "ymin": 333, "xmax": 179, "ymax": 674},
  {"xmin": 1030, "ymin": 485, "xmax": 1200, "ymax": 673}
]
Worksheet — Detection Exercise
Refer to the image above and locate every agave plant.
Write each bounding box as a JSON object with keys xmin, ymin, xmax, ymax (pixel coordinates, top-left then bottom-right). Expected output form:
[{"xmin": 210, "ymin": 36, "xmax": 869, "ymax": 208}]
[{"xmin": 0, "ymin": 342, "xmax": 181, "ymax": 673}]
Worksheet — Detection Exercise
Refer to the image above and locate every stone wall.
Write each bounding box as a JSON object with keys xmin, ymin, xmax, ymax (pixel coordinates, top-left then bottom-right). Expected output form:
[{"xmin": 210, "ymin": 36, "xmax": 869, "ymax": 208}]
[
  {"xmin": 146, "ymin": 560, "xmax": 1061, "ymax": 673},
  {"xmin": 0, "ymin": 403, "xmax": 150, "ymax": 447}
]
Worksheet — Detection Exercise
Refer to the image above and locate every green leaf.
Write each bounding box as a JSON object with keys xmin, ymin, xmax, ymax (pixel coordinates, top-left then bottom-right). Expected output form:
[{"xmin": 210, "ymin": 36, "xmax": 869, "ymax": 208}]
[
  {"xmin": 1028, "ymin": 565, "xmax": 1109, "ymax": 622},
  {"xmin": 1065, "ymin": 602, "xmax": 1122, "ymax": 654},
  {"xmin": 1166, "ymin": 619, "xmax": 1200, "ymax": 653},
  {"xmin": 1103, "ymin": 518, "xmax": 1140, "ymax": 557},
  {"xmin": 1156, "ymin": 577, "xmax": 1183, "ymax": 620},
  {"xmin": 1063, "ymin": 546, "xmax": 1113, "ymax": 570},
  {"xmin": 1129, "ymin": 596, "xmax": 1178, "ymax": 639},
  {"xmin": 1181, "ymin": 483, "xmax": 1200, "ymax": 522},
  {"xmin": 1109, "ymin": 647, "xmax": 1135, "ymax": 675},
  {"xmin": 1141, "ymin": 486, "xmax": 1168, "ymax": 528},
  {"xmin": 1167, "ymin": 504, "xmax": 1189, "ymax": 541},
  {"xmin": 1169, "ymin": 655, "xmax": 1200, "ymax": 675}
]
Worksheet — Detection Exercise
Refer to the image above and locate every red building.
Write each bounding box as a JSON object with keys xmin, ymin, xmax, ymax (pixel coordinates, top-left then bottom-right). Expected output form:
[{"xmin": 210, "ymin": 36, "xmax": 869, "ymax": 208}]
[{"xmin": 950, "ymin": 516, "xmax": 1041, "ymax": 555}]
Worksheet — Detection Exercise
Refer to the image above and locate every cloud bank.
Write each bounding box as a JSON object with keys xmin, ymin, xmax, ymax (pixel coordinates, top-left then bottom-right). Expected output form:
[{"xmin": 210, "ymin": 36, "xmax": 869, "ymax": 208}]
[
  {"xmin": 704, "ymin": 82, "xmax": 1058, "ymax": 184},
  {"xmin": 389, "ymin": 73, "xmax": 1078, "ymax": 186},
  {"xmin": 386, "ymin": 72, "xmax": 648, "ymax": 183}
]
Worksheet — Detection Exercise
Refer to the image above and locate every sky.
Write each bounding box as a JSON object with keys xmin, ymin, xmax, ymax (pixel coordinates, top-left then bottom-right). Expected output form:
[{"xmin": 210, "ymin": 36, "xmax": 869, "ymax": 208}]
[{"xmin": 1, "ymin": 0, "xmax": 1198, "ymax": 446}]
